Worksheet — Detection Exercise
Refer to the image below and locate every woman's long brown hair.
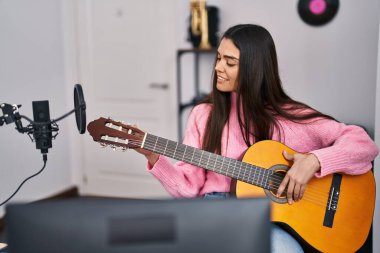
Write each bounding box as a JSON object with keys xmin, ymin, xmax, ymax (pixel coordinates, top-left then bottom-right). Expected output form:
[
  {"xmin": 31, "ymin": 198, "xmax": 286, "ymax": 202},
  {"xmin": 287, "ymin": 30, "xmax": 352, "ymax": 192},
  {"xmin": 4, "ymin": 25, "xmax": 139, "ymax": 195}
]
[{"xmin": 201, "ymin": 24, "xmax": 335, "ymax": 154}]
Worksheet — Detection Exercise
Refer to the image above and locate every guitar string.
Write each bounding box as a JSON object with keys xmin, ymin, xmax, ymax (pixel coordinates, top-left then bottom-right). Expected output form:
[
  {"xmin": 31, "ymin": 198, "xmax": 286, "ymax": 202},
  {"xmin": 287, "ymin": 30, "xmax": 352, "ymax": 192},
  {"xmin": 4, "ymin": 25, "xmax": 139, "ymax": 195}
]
[
  {"xmin": 102, "ymin": 123, "xmax": 336, "ymax": 205},
  {"xmin": 126, "ymin": 136, "xmax": 336, "ymax": 206},
  {"xmin": 102, "ymin": 133, "xmax": 337, "ymax": 207},
  {"xmin": 138, "ymin": 136, "xmax": 333, "ymax": 199},
  {"xmin": 140, "ymin": 140, "xmax": 336, "ymax": 207},
  {"xmin": 102, "ymin": 121, "xmax": 308, "ymax": 196},
  {"xmin": 121, "ymin": 134, "xmax": 336, "ymax": 207},
  {"xmin": 121, "ymin": 137, "xmax": 336, "ymax": 207}
]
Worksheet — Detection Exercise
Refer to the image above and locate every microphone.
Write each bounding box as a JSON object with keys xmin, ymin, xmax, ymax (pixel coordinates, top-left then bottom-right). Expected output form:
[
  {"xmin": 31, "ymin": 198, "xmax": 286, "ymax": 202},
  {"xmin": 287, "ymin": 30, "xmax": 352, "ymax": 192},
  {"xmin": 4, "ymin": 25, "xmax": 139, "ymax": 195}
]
[{"xmin": 32, "ymin": 100, "xmax": 57, "ymax": 154}]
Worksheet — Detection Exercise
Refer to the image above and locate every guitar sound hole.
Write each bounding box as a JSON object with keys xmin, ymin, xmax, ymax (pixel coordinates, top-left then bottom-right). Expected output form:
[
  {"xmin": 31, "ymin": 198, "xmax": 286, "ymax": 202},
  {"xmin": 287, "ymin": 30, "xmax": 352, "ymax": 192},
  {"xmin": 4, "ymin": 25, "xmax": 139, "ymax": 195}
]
[{"xmin": 269, "ymin": 170, "xmax": 287, "ymax": 198}]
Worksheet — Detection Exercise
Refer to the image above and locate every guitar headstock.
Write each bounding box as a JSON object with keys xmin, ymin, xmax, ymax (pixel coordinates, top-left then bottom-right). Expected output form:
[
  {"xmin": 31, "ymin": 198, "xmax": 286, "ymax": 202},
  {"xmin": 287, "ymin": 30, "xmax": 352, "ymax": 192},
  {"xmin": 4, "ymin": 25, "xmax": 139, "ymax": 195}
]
[{"xmin": 87, "ymin": 117, "xmax": 146, "ymax": 150}]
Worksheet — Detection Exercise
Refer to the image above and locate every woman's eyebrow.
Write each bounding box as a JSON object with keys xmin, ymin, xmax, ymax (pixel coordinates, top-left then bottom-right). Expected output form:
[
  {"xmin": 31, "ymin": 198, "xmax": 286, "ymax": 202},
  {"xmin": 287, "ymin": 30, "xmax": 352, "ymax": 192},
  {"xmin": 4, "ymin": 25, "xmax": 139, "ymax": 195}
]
[
  {"xmin": 217, "ymin": 52, "xmax": 239, "ymax": 61},
  {"xmin": 224, "ymin": 55, "xmax": 239, "ymax": 61}
]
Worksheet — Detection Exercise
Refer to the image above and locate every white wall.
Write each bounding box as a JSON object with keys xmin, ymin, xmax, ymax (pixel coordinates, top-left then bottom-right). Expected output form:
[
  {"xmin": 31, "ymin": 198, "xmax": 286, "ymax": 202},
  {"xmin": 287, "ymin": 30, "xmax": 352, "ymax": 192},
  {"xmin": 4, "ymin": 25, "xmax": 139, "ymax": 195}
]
[{"xmin": 0, "ymin": 0, "xmax": 77, "ymax": 217}]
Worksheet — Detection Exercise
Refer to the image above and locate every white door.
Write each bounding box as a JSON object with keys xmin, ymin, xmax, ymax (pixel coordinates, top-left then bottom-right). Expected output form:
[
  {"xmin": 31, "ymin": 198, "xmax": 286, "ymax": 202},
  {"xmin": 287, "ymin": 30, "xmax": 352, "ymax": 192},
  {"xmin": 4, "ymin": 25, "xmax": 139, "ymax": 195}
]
[{"xmin": 76, "ymin": 0, "xmax": 177, "ymax": 198}]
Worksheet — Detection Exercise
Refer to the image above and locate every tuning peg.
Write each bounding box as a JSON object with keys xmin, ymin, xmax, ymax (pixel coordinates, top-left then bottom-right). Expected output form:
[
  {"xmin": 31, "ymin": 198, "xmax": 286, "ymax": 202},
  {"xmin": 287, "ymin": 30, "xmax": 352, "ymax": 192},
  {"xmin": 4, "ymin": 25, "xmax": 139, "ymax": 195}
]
[
  {"xmin": 100, "ymin": 142, "xmax": 108, "ymax": 148},
  {"xmin": 110, "ymin": 145, "xmax": 117, "ymax": 151},
  {"xmin": 121, "ymin": 147, "xmax": 128, "ymax": 152}
]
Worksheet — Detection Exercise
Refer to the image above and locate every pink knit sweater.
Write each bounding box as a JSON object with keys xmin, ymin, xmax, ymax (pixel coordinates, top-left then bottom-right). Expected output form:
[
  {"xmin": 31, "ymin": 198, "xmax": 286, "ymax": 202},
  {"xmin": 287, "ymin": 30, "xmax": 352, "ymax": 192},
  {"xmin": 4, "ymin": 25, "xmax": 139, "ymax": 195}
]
[{"xmin": 147, "ymin": 94, "xmax": 378, "ymax": 198}]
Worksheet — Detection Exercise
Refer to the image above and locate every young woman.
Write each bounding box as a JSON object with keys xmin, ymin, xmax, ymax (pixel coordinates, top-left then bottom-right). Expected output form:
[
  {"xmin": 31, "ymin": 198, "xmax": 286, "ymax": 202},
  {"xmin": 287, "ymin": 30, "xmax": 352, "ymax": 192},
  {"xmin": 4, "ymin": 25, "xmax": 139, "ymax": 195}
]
[{"xmin": 136, "ymin": 24, "xmax": 378, "ymax": 252}]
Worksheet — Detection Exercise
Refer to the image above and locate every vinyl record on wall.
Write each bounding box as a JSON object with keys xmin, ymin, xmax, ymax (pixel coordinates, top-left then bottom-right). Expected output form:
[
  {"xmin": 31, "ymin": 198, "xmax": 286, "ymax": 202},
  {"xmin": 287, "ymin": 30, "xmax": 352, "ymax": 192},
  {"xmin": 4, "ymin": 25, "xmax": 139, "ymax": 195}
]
[{"xmin": 298, "ymin": 0, "xmax": 339, "ymax": 26}]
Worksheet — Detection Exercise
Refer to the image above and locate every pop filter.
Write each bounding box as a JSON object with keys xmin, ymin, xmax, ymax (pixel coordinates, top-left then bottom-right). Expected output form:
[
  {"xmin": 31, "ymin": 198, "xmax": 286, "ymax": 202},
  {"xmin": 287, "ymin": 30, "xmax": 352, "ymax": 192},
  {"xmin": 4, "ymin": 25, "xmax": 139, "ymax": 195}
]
[{"xmin": 74, "ymin": 84, "xmax": 86, "ymax": 134}]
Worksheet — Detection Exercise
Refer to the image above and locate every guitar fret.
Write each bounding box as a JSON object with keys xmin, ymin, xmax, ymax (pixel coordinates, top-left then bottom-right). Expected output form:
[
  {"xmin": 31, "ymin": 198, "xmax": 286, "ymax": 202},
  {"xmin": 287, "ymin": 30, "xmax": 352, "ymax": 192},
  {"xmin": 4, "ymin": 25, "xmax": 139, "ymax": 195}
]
[
  {"xmin": 245, "ymin": 164, "xmax": 250, "ymax": 182},
  {"xmin": 153, "ymin": 135, "xmax": 158, "ymax": 151},
  {"xmin": 155, "ymin": 137, "xmax": 162, "ymax": 152},
  {"xmin": 234, "ymin": 160, "xmax": 239, "ymax": 179},
  {"xmin": 263, "ymin": 170, "xmax": 268, "ymax": 189},
  {"xmin": 260, "ymin": 168, "xmax": 265, "ymax": 187},
  {"xmin": 203, "ymin": 152, "xmax": 209, "ymax": 168},
  {"xmin": 155, "ymin": 136, "xmax": 162, "ymax": 151},
  {"xmin": 212, "ymin": 156, "xmax": 218, "ymax": 174},
  {"xmin": 219, "ymin": 156, "xmax": 225, "ymax": 175},
  {"xmin": 265, "ymin": 170, "xmax": 273, "ymax": 190},
  {"xmin": 205, "ymin": 152, "xmax": 210, "ymax": 168},
  {"xmin": 163, "ymin": 139, "xmax": 169, "ymax": 155},
  {"xmin": 193, "ymin": 149, "xmax": 200, "ymax": 164},
  {"xmin": 182, "ymin": 145, "xmax": 187, "ymax": 161},
  {"xmin": 236, "ymin": 161, "xmax": 240, "ymax": 178},
  {"xmin": 231, "ymin": 159, "xmax": 235, "ymax": 177},
  {"xmin": 145, "ymin": 135, "xmax": 155, "ymax": 150},
  {"xmin": 172, "ymin": 141, "xmax": 178, "ymax": 157},
  {"xmin": 241, "ymin": 163, "xmax": 247, "ymax": 182},
  {"xmin": 145, "ymin": 135, "xmax": 158, "ymax": 151},
  {"xmin": 190, "ymin": 147, "xmax": 195, "ymax": 163},
  {"xmin": 248, "ymin": 164, "xmax": 253, "ymax": 184},
  {"xmin": 239, "ymin": 163, "xmax": 246, "ymax": 182},
  {"xmin": 165, "ymin": 140, "xmax": 173, "ymax": 158},
  {"xmin": 247, "ymin": 165, "xmax": 252, "ymax": 182},
  {"xmin": 241, "ymin": 162, "xmax": 245, "ymax": 180},
  {"xmin": 242, "ymin": 164, "xmax": 248, "ymax": 182},
  {"xmin": 198, "ymin": 150, "xmax": 204, "ymax": 167},
  {"xmin": 264, "ymin": 170, "xmax": 269, "ymax": 188},
  {"xmin": 182, "ymin": 146, "xmax": 190, "ymax": 164},
  {"xmin": 249, "ymin": 165, "xmax": 256, "ymax": 184},
  {"xmin": 227, "ymin": 158, "xmax": 231, "ymax": 177},
  {"xmin": 255, "ymin": 166, "xmax": 260, "ymax": 184},
  {"xmin": 262, "ymin": 169, "xmax": 267, "ymax": 187},
  {"xmin": 247, "ymin": 165, "xmax": 252, "ymax": 184},
  {"xmin": 235, "ymin": 164, "xmax": 239, "ymax": 178}
]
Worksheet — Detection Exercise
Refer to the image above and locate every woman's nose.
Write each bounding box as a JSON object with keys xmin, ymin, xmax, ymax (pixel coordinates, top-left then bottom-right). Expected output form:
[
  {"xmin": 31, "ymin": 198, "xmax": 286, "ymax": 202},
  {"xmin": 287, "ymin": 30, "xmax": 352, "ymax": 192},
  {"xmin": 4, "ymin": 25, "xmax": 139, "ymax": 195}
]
[{"xmin": 215, "ymin": 61, "xmax": 223, "ymax": 72}]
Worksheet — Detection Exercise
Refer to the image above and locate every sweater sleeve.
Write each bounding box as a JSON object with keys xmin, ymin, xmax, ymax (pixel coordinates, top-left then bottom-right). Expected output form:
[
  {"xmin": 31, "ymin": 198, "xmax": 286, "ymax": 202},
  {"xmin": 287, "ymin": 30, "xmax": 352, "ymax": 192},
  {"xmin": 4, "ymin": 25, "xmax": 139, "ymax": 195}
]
[
  {"xmin": 146, "ymin": 104, "xmax": 211, "ymax": 198},
  {"xmin": 307, "ymin": 119, "xmax": 378, "ymax": 177}
]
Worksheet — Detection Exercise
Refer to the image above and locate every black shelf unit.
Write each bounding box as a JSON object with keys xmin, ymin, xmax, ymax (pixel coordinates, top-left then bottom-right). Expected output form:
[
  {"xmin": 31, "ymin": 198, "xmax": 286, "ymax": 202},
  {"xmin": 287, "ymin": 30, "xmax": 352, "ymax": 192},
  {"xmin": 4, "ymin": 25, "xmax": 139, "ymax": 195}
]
[{"xmin": 176, "ymin": 48, "xmax": 217, "ymax": 140}]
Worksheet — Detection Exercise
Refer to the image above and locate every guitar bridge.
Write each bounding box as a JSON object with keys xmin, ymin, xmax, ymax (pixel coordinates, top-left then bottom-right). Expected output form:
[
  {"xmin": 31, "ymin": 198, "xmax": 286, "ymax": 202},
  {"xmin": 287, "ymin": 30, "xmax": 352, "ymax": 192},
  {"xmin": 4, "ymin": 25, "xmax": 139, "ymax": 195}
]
[{"xmin": 323, "ymin": 174, "xmax": 342, "ymax": 228}]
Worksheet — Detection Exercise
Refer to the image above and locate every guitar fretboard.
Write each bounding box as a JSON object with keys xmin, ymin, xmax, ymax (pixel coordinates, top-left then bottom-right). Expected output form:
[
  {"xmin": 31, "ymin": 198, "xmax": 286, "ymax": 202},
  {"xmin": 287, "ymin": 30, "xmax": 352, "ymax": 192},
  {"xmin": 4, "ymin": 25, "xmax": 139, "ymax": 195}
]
[{"xmin": 143, "ymin": 133, "xmax": 273, "ymax": 190}]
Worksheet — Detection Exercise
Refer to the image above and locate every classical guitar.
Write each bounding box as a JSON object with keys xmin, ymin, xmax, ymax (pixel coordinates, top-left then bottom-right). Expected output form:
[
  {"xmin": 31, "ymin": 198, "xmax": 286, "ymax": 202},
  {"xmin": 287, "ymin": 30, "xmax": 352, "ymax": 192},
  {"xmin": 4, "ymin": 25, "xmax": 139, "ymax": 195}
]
[{"xmin": 87, "ymin": 117, "xmax": 375, "ymax": 253}]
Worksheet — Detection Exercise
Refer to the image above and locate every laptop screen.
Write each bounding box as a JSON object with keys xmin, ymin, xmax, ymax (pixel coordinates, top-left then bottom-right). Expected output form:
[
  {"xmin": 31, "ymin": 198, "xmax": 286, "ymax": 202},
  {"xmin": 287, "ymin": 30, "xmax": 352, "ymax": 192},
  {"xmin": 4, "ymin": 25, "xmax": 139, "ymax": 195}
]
[{"xmin": 5, "ymin": 197, "xmax": 270, "ymax": 253}]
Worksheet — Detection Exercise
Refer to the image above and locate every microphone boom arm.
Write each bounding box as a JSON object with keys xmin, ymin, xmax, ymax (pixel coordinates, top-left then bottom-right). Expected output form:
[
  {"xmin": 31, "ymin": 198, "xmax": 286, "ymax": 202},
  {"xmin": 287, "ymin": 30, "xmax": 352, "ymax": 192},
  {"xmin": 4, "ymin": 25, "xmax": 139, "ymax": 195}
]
[{"xmin": 0, "ymin": 103, "xmax": 28, "ymax": 133}]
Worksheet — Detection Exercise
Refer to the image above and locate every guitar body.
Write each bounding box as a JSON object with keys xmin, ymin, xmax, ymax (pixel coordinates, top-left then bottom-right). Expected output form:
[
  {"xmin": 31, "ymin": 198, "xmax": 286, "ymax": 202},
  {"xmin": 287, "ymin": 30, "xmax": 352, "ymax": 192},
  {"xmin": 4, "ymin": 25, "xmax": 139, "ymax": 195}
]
[{"xmin": 236, "ymin": 140, "xmax": 376, "ymax": 253}]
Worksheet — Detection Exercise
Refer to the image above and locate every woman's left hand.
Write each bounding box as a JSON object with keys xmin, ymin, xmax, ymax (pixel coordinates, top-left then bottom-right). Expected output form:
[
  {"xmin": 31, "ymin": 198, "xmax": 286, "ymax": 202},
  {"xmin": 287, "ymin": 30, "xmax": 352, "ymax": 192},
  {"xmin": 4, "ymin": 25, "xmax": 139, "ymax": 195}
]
[{"xmin": 276, "ymin": 151, "xmax": 321, "ymax": 204}]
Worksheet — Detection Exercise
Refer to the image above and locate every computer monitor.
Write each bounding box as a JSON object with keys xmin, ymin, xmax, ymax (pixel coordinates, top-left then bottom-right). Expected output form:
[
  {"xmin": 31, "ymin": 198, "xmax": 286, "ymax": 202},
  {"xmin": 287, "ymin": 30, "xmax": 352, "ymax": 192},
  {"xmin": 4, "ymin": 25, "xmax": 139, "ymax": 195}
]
[{"xmin": 5, "ymin": 197, "xmax": 270, "ymax": 253}]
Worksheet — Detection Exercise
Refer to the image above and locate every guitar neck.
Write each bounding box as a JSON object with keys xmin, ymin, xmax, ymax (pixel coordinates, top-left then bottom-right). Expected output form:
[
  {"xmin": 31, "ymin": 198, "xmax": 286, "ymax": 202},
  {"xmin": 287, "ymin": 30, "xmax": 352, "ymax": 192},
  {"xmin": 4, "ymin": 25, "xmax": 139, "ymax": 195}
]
[{"xmin": 143, "ymin": 133, "xmax": 272, "ymax": 190}]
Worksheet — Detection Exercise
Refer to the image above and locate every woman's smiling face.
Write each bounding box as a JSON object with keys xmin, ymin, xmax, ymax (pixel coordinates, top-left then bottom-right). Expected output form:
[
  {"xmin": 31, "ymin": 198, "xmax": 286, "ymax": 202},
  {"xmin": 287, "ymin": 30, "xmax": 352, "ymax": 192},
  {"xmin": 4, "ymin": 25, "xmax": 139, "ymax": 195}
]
[{"xmin": 215, "ymin": 38, "xmax": 240, "ymax": 92}]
